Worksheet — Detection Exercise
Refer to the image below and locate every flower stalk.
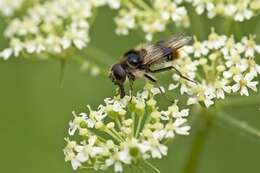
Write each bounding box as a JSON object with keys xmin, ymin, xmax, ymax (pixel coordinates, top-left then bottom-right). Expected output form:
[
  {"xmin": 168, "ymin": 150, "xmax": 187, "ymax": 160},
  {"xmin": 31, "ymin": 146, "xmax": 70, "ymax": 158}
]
[{"xmin": 181, "ymin": 106, "xmax": 216, "ymax": 173}]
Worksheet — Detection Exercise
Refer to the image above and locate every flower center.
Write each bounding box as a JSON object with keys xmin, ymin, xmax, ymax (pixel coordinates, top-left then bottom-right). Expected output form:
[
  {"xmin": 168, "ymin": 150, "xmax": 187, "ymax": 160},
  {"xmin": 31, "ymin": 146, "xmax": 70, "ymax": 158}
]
[{"xmin": 239, "ymin": 79, "xmax": 247, "ymax": 86}]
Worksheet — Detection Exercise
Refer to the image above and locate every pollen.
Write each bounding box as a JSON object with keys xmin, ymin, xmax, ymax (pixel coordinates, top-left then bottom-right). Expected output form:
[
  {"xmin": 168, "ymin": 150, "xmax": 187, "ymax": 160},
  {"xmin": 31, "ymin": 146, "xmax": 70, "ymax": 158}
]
[{"xmin": 239, "ymin": 79, "xmax": 247, "ymax": 86}]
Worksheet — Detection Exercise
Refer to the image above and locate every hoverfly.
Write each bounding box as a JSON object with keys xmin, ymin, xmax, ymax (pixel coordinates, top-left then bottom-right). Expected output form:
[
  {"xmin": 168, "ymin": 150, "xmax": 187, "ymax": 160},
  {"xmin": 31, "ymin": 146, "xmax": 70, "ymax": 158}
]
[{"xmin": 109, "ymin": 34, "xmax": 195, "ymax": 99}]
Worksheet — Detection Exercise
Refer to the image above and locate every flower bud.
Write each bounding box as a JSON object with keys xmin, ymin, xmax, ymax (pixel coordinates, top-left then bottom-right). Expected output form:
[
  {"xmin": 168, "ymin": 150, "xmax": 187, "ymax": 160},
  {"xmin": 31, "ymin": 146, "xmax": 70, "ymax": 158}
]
[
  {"xmin": 79, "ymin": 128, "xmax": 88, "ymax": 136},
  {"xmin": 151, "ymin": 111, "xmax": 160, "ymax": 120},
  {"xmin": 107, "ymin": 122, "xmax": 115, "ymax": 129},
  {"xmin": 124, "ymin": 119, "xmax": 133, "ymax": 126},
  {"xmin": 217, "ymin": 65, "xmax": 225, "ymax": 72},
  {"xmin": 79, "ymin": 121, "xmax": 87, "ymax": 128},
  {"xmin": 106, "ymin": 140, "xmax": 115, "ymax": 149},
  {"xmin": 95, "ymin": 122, "xmax": 105, "ymax": 130},
  {"xmin": 106, "ymin": 105, "xmax": 119, "ymax": 120},
  {"xmin": 135, "ymin": 101, "xmax": 145, "ymax": 117},
  {"xmin": 147, "ymin": 99, "xmax": 156, "ymax": 112}
]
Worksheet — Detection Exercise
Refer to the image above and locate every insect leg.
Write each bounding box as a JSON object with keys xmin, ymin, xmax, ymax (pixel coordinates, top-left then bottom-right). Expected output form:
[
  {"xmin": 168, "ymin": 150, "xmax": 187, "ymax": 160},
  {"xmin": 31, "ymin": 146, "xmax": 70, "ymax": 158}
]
[
  {"xmin": 148, "ymin": 66, "xmax": 173, "ymax": 73},
  {"xmin": 144, "ymin": 73, "xmax": 157, "ymax": 82},
  {"xmin": 149, "ymin": 65, "xmax": 197, "ymax": 84},
  {"xmin": 129, "ymin": 79, "xmax": 134, "ymax": 102},
  {"xmin": 144, "ymin": 73, "xmax": 174, "ymax": 103},
  {"xmin": 127, "ymin": 73, "xmax": 135, "ymax": 101},
  {"xmin": 118, "ymin": 84, "xmax": 125, "ymax": 98}
]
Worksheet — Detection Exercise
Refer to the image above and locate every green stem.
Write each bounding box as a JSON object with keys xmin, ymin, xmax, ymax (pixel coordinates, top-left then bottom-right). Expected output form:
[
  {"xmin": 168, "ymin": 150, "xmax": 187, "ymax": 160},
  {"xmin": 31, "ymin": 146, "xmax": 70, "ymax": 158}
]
[
  {"xmin": 80, "ymin": 166, "xmax": 93, "ymax": 170},
  {"xmin": 135, "ymin": 116, "xmax": 143, "ymax": 138},
  {"xmin": 105, "ymin": 129, "xmax": 123, "ymax": 143},
  {"xmin": 131, "ymin": 0, "xmax": 151, "ymax": 10},
  {"xmin": 116, "ymin": 118, "xmax": 122, "ymax": 130},
  {"xmin": 217, "ymin": 111, "xmax": 260, "ymax": 138},
  {"xmin": 181, "ymin": 107, "xmax": 215, "ymax": 173},
  {"xmin": 111, "ymin": 128, "xmax": 125, "ymax": 141},
  {"xmin": 59, "ymin": 59, "xmax": 66, "ymax": 88},
  {"xmin": 143, "ymin": 160, "xmax": 160, "ymax": 173},
  {"xmin": 131, "ymin": 112, "xmax": 136, "ymax": 137}
]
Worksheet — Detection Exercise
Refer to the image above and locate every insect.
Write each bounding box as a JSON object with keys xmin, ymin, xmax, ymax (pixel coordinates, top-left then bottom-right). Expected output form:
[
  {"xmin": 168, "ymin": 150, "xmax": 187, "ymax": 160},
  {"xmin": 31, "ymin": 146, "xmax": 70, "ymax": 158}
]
[{"xmin": 109, "ymin": 34, "xmax": 195, "ymax": 99}]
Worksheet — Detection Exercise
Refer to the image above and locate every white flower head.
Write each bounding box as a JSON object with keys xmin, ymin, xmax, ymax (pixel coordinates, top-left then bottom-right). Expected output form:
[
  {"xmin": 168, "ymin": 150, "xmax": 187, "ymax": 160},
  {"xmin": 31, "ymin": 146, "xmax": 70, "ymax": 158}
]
[
  {"xmin": 190, "ymin": 0, "xmax": 260, "ymax": 22},
  {"xmin": 64, "ymin": 86, "xmax": 191, "ymax": 172},
  {"xmin": 114, "ymin": 0, "xmax": 189, "ymax": 41},
  {"xmin": 171, "ymin": 30, "xmax": 260, "ymax": 107},
  {"xmin": 0, "ymin": 0, "xmax": 24, "ymax": 16}
]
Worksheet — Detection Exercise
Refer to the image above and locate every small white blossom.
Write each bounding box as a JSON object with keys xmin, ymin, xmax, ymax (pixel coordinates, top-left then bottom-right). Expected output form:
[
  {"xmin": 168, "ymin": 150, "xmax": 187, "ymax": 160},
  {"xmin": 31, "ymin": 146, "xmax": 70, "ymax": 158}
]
[
  {"xmin": 232, "ymin": 73, "xmax": 258, "ymax": 96},
  {"xmin": 171, "ymin": 29, "xmax": 260, "ymax": 107},
  {"xmin": 241, "ymin": 35, "xmax": 260, "ymax": 58},
  {"xmin": 0, "ymin": 0, "xmax": 119, "ymax": 60},
  {"xmin": 64, "ymin": 87, "xmax": 191, "ymax": 172},
  {"xmin": 188, "ymin": 0, "xmax": 260, "ymax": 22},
  {"xmin": 114, "ymin": 0, "xmax": 189, "ymax": 41},
  {"xmin": 0, "ymin": 0, "xmax": 24, "ymax": 16},
  {"xmin": 173, "ymin": 118, "xmax": 191, "ymax": 135}
]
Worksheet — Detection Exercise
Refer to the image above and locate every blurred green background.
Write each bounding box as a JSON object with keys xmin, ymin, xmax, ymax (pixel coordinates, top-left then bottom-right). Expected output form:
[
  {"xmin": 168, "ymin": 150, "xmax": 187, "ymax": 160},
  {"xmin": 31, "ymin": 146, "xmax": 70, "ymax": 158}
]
[{"xmin": 0, "ymin": 6, "xmax": 260, "ymax": 173}]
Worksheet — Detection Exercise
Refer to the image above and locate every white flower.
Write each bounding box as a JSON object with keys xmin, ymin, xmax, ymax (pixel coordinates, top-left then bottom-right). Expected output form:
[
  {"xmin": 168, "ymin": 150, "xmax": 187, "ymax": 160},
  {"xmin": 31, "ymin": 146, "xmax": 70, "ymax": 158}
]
[
  {"xmin": 241, "ymin": 35, "xmax": 260, "ymax": 58},
  {"xmin": 214, "ymin": 80, "xmax": 232, "ymax": 99},
  {"xmin": 71, "ymin": 147, "xmax": 88, "ymax": 170},
  {"xmin": 0, "ymin": 0, "xmax": 92, "ymax": 59},
  {"xmin": 149, "ymin": 139, "xmax": 168, "ymax": 159},
  {"xmin": 118, "ymin": 149, "xmax": 131, "ymax": 164},
  {"xmin": 68, "ymin": 111, "xmax": 94, "ymax": 135},
  {"xmin": 232, "ymin": 73, "xmax": 258, "ymax": 96},
  {"xmin": 193, "ymin": 40, "xmax": 209, "ymax": 57},
  {"xmin": 248, "ymin": 59, "xmax": 260, "ymax": 77},
  {"xmin": 0, "ymin": 0, "xmax": 24, "ymax": 16},
  {"xmin": 207, "ymin": 28, "xmax": 227, "ymax": 49},
  {"xmin": 173, "ymin": 118, "xmax": 191, "ymax": 135},
  {"xmin": 63, "ymin": 139, "xmax": 85, "ymax": 170},
  {"xmin": 106, "ymin": 156, "xmax": 123, "ymax": 172},
  {"xmin": 165, "ymin": 102, "xmax": 189, "ymax": 118},
  {"xmin": 115, "ymin": 9, "xmax": 136, "ymax": 35},
  {"xmin": 0, "ymin": 48, "xmax": 12, "ymax": 60},
  {"xmin": 107, "ymin": 0, "xmax": 120, "ymax": 9},
  {"xmin": 164, "ymin": 117, "xmax": 190, "ymax": 138},
  {"xmin": 187, "ymin": 84, "xmax": 216, "ymax": 108},
  {"xmin": 234, "ymin": 7, "xmax": 253, "ymax": 22},
  {"xmin": 64, "ymin": 87, "xmax": 191, "ymax": 172},
  {"xmin": 114, "ymin": 0, "xmax": 189, "ymax": 41},
  {"xmin": 172, "ymin": 31, "xmax": 260, "ymax": 107},
  {"xmin": 0, "ymin": 0, "xmax": 119, "ymax": 60},
  {"xmin": 189, "ymin": 0, "xmax": 259, "ymax": 22},
  {"xmin": 105, "ymin": 148, "xmax": 131, "ymax": 172}
]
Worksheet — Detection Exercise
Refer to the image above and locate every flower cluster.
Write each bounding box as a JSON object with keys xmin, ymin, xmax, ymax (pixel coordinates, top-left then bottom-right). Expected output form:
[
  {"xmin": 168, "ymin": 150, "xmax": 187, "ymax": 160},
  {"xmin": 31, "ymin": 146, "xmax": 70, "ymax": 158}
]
[
  {"xmin": 64, "ymin": 85, "xmax": 190, "ymax": 172},
  {"xmin": 0, "ymin": 0, "xmax": 24, "ymax": 16},
  {"xmin": 115, "ymin": 0, "xmax": 189, "ymax": 41},
  {"xmin": 0, "ymin": 0, "xmax": 120, "ymax": 60},
  {"xmin": 188, "ymin": 0, "xmax": 260, "ymax": 22},
  {"xmin": 169, "ymin": 28, "xmax": 260, "ymax": 107}
]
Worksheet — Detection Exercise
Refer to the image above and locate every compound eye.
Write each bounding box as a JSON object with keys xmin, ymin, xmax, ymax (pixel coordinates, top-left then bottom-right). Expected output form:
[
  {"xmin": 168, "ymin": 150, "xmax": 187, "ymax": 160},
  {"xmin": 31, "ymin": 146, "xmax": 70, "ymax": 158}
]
[{"xmin": 126, "ymin": 51, "xmax": 141, "ymax": 66}]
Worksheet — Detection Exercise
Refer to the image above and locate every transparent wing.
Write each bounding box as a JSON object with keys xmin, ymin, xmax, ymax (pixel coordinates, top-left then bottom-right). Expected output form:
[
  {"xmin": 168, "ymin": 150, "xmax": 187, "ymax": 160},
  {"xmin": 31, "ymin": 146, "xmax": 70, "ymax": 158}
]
[{"xmin": 142, "ymin": 34, "xmax": 192, "ymax": 66}]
